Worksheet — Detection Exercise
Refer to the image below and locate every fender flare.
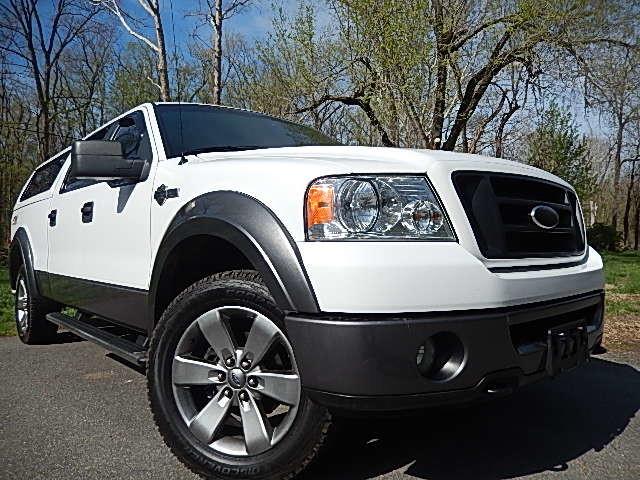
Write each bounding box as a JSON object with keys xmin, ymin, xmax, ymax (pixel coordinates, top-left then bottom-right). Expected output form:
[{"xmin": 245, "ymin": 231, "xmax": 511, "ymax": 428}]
[
  {"xmin": 8, "ymin": 227, "xmax": 43, "ymax": 297},
  {"xmin": 148, "ymin": 191, "xmax": 319, "ymax": 322}
]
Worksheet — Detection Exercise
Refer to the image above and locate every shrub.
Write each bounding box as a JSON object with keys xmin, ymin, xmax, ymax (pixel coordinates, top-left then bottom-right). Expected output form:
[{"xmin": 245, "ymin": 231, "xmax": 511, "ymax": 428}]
[{"xmin": 587, "ymin": 223, "xmax": 623, "ymax": 252}]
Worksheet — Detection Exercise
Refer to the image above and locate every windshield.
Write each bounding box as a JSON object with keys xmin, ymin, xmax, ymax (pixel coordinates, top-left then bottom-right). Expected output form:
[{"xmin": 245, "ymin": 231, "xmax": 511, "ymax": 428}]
[{"xmin": 154, "ymin": 104, "xmax": 340, "ymax": 158}]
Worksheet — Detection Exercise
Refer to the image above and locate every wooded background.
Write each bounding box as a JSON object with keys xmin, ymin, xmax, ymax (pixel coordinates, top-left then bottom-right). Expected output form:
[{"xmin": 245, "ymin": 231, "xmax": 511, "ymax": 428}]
[{"xmin": 1, "ymin": 0, "xmax": 639, "ymax": 263}]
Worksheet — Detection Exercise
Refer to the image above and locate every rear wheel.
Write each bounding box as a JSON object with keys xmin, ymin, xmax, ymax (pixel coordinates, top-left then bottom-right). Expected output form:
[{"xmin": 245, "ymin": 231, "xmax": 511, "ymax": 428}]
[
  {"xmin": 14, "ymin": 265, "xmax": 58, "ymax": 344},
  {"xmin": 148, "ymin": 270, "xmax": 331, "ymax": 479}
]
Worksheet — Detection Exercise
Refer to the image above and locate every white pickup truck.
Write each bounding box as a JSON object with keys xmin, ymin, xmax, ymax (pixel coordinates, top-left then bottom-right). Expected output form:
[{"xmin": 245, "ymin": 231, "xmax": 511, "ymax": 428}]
[{"xmin": 10, "ymin": 103, "xmax": 604, "ymax": 479}]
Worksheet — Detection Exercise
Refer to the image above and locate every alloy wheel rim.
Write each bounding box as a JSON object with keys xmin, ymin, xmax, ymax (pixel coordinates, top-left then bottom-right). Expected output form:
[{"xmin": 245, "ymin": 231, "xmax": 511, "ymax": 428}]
[
  {"xmin": 171, "ymin": 306, "xmax": 301, "ymax": 456},
  {"xmin": 16, "ymin": 277, "xmax": 29, "ymax": 334}
]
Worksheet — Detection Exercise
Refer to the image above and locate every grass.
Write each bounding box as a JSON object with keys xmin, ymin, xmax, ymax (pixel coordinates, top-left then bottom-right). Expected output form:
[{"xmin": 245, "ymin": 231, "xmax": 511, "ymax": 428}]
[
  {"xmin": 601, "ymin": 251, "xmax": 640, "ymax": 351},
  {"xmin": 602, "ymin": 250, "xmax": 640, "ymax": 317},
  {"xmin": 0, "ymin": 267, "xmax": 15, "ymax": 336},
  {"xmin": 603, "ymin": 251, "xmax": 640, "ymax": 295},
  {"xmin": 0, "ymin": 254, "xmax": 638, "ymax": 349}
]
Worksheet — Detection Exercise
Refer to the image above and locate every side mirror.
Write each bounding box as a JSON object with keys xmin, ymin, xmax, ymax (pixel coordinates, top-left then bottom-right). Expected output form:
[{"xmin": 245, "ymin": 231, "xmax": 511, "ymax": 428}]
[{"xmin": 70, "ymin": 140, "xmax": 144, "ymax": 180}]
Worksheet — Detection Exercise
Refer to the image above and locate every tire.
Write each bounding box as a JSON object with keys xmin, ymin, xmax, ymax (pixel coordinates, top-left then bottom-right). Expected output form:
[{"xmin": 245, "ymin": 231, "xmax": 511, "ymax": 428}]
[
  {"xmin": 14, "ymin": 265, "xmax": 59, "ymax": 344},
  {"xmin": 148, "ymin": 270, "xmax": 331, "ymax": 480}
]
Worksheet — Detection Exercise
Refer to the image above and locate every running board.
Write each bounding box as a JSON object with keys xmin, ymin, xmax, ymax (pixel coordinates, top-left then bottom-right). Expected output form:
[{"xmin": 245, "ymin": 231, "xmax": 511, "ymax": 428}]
[{"xmin": 46, "ymin": 312, "xmax": 147, "ymax": 366}]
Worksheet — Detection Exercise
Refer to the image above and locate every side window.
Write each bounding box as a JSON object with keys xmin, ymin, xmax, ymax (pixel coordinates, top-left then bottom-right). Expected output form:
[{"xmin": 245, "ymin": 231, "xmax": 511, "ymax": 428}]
[
  {"xmin": 20, "ymin": 151, "xmax": 68, "ymax": 201},
  {"xmin": 85, "ymin": 123, "xmax": 113, "ymax": 141},
  {"xmin": 111, "ymin": 111, "xmax": 151, "ymax": 161}
]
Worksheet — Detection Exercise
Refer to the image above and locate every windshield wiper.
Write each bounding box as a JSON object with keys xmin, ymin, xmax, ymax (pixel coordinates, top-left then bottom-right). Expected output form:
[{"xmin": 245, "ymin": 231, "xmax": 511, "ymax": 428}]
[{"xmin": 181, "ymin": 145, "xmax": 265, "ymax": 156}]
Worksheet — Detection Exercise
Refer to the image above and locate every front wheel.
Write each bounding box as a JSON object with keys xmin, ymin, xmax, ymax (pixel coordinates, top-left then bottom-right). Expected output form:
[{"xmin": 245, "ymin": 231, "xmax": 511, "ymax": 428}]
[{"xmin": 148, "ymin": 270, "xmax": 331, "ymax": 480}]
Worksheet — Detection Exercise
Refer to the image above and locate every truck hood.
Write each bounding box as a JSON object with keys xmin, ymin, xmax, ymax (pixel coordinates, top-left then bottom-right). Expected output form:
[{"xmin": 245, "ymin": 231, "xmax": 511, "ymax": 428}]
[{"xmin": 190, "ymin": 145, "xmax": 571, "ymax": 189}]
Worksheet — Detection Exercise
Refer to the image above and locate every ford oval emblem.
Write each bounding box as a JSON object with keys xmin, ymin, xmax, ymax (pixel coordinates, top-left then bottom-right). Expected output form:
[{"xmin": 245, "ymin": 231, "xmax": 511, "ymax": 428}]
[
  {"xmin": 530, "ymin": 205, "xmax": 559, "ymax": 230},
  {"xmin": 228, "ymin": 368, "xmax": 246, "ymax": 388}
]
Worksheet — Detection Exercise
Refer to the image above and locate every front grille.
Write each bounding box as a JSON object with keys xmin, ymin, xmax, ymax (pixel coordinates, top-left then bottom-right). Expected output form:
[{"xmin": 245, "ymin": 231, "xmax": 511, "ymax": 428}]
[{"xmin": 452, "ymin": 171, "xmax": 585, "ymax": 259}]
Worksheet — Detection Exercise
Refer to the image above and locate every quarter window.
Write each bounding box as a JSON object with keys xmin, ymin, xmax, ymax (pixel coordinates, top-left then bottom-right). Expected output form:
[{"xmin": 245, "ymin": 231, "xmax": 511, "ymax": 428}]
[{"xmin": 20, "ymin": 152, "xmax": 68, "ymax": 201}]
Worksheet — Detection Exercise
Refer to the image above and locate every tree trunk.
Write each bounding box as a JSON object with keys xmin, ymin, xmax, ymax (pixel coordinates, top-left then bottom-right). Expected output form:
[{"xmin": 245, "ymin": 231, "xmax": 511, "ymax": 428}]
[
  {"xmin": 442, "ymin": 31, "xmax": 513, "ymax": 151},
  {"xmin": 634, "ymin": 194, "xmax": 640, "ymax": 250},
  {"xmin": 611, "ymin": 110, "xmax": 624, "ymax": 229},
  {"xmin": 494, "ymin": 132, "xmax": 504, "ymax": 158},
  {"xmin": 152, "ymin": 2, "xmax": 170, "ymax": 101},
  {"xmin": 589, "ymin": 200, "xmax": 598, "ymax": 227},
  {"xmin": 36, "ymin": 106, "xmax": 53, "ymax": 161},
  {"xmin": 443, "ymin": 72, "xmax": 494, "ymax": 151},
  {"xmin": 494, "ymin": 102, "xmax": 520, "ymax": 158},
  {"xmin": 622, "ymin": 161, "xmax": 636, "ymax": 243},
  {"xmin": 429, "ymin": 0, "xmax": 447, "ymax": 149},
  {"xmin": 211, "ymin": 0, "xmax": 223, "ymax": 104}
]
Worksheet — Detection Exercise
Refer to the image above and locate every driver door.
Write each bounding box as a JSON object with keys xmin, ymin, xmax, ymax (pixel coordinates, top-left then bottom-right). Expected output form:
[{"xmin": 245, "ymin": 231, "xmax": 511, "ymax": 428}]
[{"xmin": 47, "ymin": 109, "xmax": 159, "ymax": 329}]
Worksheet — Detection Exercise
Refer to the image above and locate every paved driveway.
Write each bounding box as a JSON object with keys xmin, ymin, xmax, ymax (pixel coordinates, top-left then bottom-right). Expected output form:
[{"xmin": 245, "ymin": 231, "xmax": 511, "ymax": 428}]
[{"xmin": 0, "ymin": 336, "xmax": 638, "ymax": 480}]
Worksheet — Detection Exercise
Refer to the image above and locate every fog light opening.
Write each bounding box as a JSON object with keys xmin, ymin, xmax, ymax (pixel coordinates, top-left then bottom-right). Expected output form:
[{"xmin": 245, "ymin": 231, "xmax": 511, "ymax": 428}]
[{"xmin": 416, "ymin": 332, "xmax": 465, "ymax": 382}]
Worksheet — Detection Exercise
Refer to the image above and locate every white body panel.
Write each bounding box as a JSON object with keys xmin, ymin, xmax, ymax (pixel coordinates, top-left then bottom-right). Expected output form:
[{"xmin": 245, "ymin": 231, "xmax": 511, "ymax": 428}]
[
  {"xmin": 10, "ymin": 196, "xmax": 51, "ymax": 272},
  {"xmin": 298, "ymin": 242, "xmax": 603, "ymax": 312},
  {"xmin": 47, "ymin": 169, "xmax": 155, "ymax": 288}
]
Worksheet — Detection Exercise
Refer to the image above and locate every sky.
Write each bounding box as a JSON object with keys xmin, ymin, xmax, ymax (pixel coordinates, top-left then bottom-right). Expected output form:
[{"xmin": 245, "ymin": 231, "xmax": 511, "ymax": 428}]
[{"xmin": 127, "ymin": 0, "xmax": 306, "ymax": 50}]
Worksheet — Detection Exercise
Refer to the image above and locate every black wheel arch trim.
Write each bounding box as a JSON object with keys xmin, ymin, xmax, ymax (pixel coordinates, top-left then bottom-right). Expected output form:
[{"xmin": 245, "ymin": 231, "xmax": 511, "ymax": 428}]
[
  {"xmin": 149, "ymin": 191, "xmax": 319, "ymax": 324},
  {"xmin": 9, "ymin": 227, "xmax": 44, "ymax": 298}
]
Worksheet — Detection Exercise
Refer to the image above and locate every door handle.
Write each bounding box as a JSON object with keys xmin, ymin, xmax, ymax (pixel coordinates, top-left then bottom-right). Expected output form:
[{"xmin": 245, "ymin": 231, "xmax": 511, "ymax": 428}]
[
  {"xmin": 48, "ymin": 209, "xmax": 57, "ymax": 227},
  {"xmin": 81, "ymin": 202, "xmax": 94, "ymax": 223}
]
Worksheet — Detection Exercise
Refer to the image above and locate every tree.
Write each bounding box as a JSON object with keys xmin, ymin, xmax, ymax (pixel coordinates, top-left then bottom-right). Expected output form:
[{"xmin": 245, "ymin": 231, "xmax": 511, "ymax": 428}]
[
  {"xmin": 108, "ymin": 42, "xmax": 161, "ymax": 113},
  {"xmin": 574, "ymin": 45, "xmax": 640, "ymax": 229},
  {"xmin": 621, "ymin": 121, "xmax": 640, "ymax": 245},
  {"xmin": 634, "ymin": 182, "xmax": 640, "ymax": 249},
  {"xmin": 191, "ymin": 0, "xmax": 252, "ymax": 104},
  {"xmin": 525, "ymin": 105, "xmax": 596, "ymax": 200},
  {"xmin": 56, "ymin": 25, "xmax": 115, "ymax": 141},
  {"xmin": 0, "ymin": 0, "xmax": 100, "ymax": 159},
  {"xmin": 231, "ymin": 0, "xmax": 636, "ymax": 152},
  {"xmin": 94, "ymin": 0, "xmax": 171, "ymax": 101},
  {"xmin": 0, "ymin": 54, "xmax": 37, "ymax": 248},
  {"xmin": 425, "ymin": 0, "xmax": 635, "ymax": 151}
]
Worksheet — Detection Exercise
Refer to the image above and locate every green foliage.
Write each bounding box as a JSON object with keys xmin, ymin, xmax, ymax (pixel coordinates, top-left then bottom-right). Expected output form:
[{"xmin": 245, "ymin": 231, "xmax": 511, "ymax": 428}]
[
  {"xmin": 603, "ymin": 250, "xmax": 640, "ymax": 294},
  {"xmin": 602, "ymin": 251, "xmax": 640, "ymax": 317},
  {"xmin": 108, "ymin": 42, "xmax": 161, "ymax": 115},
  {"xmin": 525, "ymin": 105, "xmax": 597, "ymax": 200},
  {"xmin": 605, "ymin": 296, "xmax": 640, "ymax": 316},
  {"xmin": 587, "ymin": 222, "xmax": 623, "ymax": 252},
  {"xmin": 0, "ymin": 268, "xmax": 15, "ymax": 336}
]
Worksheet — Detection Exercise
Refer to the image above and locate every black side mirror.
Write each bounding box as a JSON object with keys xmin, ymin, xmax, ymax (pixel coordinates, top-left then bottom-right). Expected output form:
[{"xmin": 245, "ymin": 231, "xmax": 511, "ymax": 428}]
[{"xmin": 70, "ymin": 140, "xmax": 144, "ymax": 180}]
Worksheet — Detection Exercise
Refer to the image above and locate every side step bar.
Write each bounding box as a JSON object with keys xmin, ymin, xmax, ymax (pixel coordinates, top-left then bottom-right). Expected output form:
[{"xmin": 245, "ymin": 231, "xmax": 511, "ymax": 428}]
[{"xmin": 47, "ymin": 312, "xmax": 147, "ymax": 367}]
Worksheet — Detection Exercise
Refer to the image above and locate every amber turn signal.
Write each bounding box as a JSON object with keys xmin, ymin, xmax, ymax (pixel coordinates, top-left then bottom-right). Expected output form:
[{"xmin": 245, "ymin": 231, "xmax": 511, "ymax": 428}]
[{"xmin": 306, "ymin": 184, "xmax": 335, "ymax": 229}]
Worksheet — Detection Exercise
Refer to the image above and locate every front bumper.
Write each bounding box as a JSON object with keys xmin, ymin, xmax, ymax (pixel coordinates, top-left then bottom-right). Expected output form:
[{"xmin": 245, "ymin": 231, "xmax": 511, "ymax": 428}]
[{"xmin": 285, "ymin": 291, "xmax": 604, "ymax": 411}]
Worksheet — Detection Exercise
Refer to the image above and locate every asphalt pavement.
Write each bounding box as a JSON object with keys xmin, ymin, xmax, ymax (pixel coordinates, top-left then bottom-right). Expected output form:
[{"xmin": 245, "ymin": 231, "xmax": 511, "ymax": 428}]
[{"xmin": 1, "ymin": 335, "xmax": 638, "ymax": 480}]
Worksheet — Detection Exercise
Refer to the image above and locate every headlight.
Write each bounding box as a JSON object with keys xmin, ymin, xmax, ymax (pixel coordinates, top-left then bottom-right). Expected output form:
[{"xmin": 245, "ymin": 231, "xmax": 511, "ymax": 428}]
[{"xmin": 305, "ymin": 175, "xmax": 455, "ymax": 241}]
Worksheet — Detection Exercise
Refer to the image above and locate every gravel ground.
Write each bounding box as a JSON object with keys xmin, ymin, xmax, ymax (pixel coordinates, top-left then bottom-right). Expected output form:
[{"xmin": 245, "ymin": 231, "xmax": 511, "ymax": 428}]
[{"xmin": 0, "ymin": 335, "xmax": 638, "ymax": 480}]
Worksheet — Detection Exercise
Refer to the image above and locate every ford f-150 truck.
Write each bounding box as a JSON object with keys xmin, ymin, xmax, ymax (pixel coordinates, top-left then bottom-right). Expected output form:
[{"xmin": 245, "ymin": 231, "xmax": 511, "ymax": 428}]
[{"xmin": 10, "ymin": 103, "xmax": 604, "ymax": 479}]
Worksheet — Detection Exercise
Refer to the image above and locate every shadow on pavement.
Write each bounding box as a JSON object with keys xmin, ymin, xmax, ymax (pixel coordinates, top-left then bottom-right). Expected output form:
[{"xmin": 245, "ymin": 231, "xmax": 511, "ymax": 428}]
[
  {"xmin": 50, "ymin": 331, "xmax": 85, "ymax": 344},
  {"xmin": 301, "ymin": 358, "xmax": 639, "ymax": 480}
]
